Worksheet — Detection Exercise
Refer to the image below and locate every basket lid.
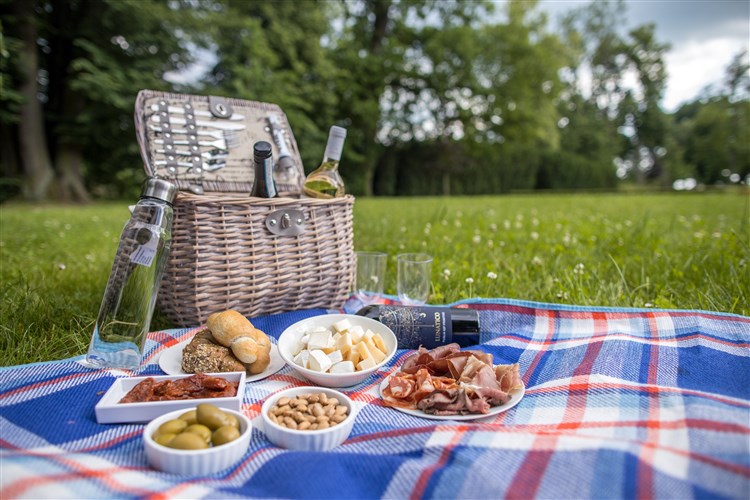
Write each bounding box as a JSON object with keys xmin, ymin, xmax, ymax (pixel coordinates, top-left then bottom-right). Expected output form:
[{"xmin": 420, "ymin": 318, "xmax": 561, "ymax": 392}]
[{"xmin": 134, "ymin": 90, "xmax": 305, "ymax": 196}]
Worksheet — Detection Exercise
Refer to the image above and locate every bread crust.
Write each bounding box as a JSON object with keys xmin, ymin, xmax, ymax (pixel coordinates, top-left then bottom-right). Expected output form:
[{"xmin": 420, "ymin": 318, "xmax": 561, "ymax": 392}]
[
  {"xmin": 207, "ymin": 310, "xmax": 272, "ymax": 374},
  {"xmin": 181, "ymin": 328, "xmax": 246, "ymax": 374}
]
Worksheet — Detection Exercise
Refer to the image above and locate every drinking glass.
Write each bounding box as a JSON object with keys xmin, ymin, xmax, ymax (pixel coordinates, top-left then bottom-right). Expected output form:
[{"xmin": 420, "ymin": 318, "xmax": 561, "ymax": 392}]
[
  {"xmin": 355, "ymin": 251, "xmax": 387, "ymax": 304},
  {"xmin": 397, "ymin": 253, "xmax": 433, "ymax": 306}
]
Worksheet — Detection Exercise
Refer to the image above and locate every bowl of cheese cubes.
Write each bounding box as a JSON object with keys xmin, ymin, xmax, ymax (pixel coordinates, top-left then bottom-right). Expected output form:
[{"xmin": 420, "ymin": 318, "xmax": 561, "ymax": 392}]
[{"xmin": 277, "ymin": 314, "xmax": 397, "ymax": 387}]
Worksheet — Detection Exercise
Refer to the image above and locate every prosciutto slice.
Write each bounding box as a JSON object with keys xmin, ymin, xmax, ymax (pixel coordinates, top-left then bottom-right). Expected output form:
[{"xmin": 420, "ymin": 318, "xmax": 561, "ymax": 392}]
[{"xmin": 383, "ymin": 345, "xmax": 522, "ymax": 415}]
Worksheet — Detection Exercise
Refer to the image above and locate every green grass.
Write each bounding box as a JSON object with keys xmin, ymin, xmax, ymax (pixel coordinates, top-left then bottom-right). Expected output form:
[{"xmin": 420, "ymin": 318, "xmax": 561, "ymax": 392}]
[{"xmin": 2, "ymin": 192, "xmax": 749, "ymax": 366}]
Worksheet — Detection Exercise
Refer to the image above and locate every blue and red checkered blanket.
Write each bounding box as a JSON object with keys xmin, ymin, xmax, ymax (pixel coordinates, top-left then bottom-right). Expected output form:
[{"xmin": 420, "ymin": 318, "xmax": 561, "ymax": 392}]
[{"xmin": 1, "ymin": 298, "xmax": 749, "ymax": 499}]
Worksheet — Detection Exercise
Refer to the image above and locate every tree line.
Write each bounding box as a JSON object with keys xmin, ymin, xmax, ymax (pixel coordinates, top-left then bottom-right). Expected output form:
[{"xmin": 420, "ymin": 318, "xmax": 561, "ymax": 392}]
[{"xmin": 1, "ymin": 0, "xmax": 748, "ymax": 202}]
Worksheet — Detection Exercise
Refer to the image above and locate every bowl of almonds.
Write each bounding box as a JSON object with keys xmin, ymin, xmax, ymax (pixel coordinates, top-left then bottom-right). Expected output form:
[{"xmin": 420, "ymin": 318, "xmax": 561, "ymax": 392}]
[{"xmin": 260, "ymin": 386, "xmax": 356, "ymax": 451}]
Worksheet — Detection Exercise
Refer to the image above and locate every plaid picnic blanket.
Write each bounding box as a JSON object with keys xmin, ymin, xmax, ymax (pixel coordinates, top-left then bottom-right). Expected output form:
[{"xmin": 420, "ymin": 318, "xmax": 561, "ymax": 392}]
[{"xmin": 1, "ymin": 297, "xmax": 748, "ymax": 499}]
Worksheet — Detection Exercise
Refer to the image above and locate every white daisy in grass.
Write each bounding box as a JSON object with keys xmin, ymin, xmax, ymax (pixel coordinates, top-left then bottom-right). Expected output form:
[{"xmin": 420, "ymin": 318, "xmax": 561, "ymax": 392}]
[
  {"xmin": 532, "ymin": 218, "xmax": 539, "ymax": 227},
  {"xmin": 442, "ymin": 268, "xmax": 451, "ymax": 279},
  {"xmin": 472, "ymin": 234, "xmax": 481, "ymax": 244},
  {"xmin": 573, "ymin": 263, "xmax": 585, "ymax": 275},
  {"xmin": 530, "ymin": 231, "xmax": 539, "ymax": 241},
  {"xmin": 441, "ymin": 219, "xmax": 448, "ymax": 226},
  {"xmin": 503, "ymin": 220, "xmax": 511, "ymax": 230},
  {"xmin": 489, "ymin": 223, "xmax": 498, "ymax": 232},
  {"xmin": 487, "ymin": 272, "xmax": 498, "ymax": 280},
  {"xmin": 465, "ymin": 277, "xmax": 474, "ymax": 284},
  {"xmin": 454, "ymin": 220, "xmax": 462, "ymax": 228},
  {"xmin": 532, "ymin": 256, "xmax": 543, "ymax": 266},
  {"xmin": 400, "ymin": 226, "xmax": 407, "ymax": 233},
  {"xmin": 487, "ymin": 240, "xmax": 494, "ymax": 248}
]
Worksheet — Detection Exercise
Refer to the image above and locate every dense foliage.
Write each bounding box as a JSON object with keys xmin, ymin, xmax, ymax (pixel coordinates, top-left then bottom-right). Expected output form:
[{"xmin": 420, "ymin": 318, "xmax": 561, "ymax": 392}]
[{"xmin": 0, "ymin": 0, "xmax": 748, "ymax": 201}]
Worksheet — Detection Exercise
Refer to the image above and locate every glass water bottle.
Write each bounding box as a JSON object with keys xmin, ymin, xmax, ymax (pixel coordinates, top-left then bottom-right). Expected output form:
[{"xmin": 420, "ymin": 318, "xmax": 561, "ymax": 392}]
[{"xmin": 86, "ymin": 178, "xmax": 177, "ymax": 370}]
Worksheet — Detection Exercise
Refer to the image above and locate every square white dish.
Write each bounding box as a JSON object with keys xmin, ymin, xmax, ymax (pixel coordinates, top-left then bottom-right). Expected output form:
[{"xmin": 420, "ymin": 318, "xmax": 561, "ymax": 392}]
[{"xmin": 95, "ymin": 372, "xmax": 246, "ymax": 424}]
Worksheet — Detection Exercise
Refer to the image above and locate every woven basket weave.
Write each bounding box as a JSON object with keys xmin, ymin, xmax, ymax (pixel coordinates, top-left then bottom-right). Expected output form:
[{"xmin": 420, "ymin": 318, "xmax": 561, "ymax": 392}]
[{"xmin": 158, "ymin": 192, "xmax": 355, "ymax": 327}]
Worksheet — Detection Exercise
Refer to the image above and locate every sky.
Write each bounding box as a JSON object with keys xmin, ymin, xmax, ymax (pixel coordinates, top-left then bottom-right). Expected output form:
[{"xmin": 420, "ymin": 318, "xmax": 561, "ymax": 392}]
[{"xmin": 537, "ymin": 0, "xmax": 750, "ymax": 111}]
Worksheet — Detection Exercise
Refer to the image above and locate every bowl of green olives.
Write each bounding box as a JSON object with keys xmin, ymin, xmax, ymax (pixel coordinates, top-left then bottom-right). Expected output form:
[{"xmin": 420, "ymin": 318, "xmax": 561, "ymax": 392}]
[{"xmin": 143, "ymin": 403, "xmax": 251, "ymax": 475}]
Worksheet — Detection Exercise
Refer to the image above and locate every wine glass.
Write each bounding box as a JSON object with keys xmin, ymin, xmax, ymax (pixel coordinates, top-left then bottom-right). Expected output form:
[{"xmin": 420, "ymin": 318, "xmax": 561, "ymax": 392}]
[
  {"xmin": 354, "ymin": 251, "xmax": 387, "ymax": 305},
  {"xmin": 397, "ymin": 253, "xmax": 433, "ymax": 306}
]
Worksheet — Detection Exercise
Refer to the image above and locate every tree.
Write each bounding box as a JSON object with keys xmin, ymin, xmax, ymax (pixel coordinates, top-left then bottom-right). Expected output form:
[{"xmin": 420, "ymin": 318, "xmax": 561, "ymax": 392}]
[
  {"xmin": 1, "ymin": 0, "xmax": 207, "ymax": 201},
  {"xmin": 618, "ymin": 24, "xmax": 670, "ymax": 186}
]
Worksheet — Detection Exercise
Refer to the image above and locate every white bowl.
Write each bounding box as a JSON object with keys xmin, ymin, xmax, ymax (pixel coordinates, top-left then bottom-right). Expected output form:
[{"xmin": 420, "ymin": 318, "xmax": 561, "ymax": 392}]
[
  {"xmin": 143, "ymin": 407, "xmax": 251, "ymax": 475},
  {"xmin": 260, "ymin": 386, "xmax": 356, "ymax": 451},
  {"xmin": 278, "ymin": 314, "xmax": 397, "ymax": 388}
]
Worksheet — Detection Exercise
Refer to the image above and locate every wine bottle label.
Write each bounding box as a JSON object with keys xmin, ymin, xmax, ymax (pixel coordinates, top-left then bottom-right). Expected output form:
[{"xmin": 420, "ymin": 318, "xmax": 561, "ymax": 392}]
[
  {"xmin": 129, "ymin": 224, "xmax": 160, "ymax": 267},
  {"xmin": 376, "ymin": 306, "xmax": 453, "ymax": 349}
]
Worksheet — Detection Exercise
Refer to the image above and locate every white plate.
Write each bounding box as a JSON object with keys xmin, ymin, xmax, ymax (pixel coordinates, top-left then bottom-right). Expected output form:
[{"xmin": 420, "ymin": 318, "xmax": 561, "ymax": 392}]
[
  {"xmin": 158, "ymin": 338, "xmax": 285, "ymax": 382},
  {"xmin": 378, "ymin": 374, "xmax": 525, "ymax": 421}
]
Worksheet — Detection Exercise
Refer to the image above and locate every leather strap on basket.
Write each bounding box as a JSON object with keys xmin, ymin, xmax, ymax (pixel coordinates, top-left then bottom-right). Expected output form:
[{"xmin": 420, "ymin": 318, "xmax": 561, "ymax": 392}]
[
  {"xmin": 155, "ymin": 100, "xmax": 178, "ymax": 174},
  {"xmin": 181, "ymin": 103, "xmax": 204, "ymax": 175}
]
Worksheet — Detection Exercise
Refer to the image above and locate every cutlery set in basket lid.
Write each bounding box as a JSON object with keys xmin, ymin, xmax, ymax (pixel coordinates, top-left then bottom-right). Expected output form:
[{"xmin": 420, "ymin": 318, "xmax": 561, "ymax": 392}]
[{"xmin": 134, "ymin": 90, "xmax": 355, "ymax": 327}]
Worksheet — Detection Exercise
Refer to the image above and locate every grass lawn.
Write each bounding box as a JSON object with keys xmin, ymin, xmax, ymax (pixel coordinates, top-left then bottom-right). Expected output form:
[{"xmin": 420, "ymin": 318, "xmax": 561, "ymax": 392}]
[{"xmin": 2, "ymin": 191, "xmax": 748, "ymax": 366}]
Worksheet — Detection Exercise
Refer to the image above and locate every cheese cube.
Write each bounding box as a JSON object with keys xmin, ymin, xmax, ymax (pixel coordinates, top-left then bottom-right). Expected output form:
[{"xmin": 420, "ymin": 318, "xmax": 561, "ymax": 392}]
[
  {"xmin": 293, "ymin": 349, "xmax": 310, "ymax": 369},
  {"xmin": 291, "ymin": 338, "xmax": 306, "ymax": 356},
  {"xmin": 371, "ymin": 333, "xmax": 387, "ymax": 353},
  {"xmin": 332, "ymin": 332, "xmax": 342, "ymax": 343},
  {"xmin": 307, "ymin": 330, "xmax": 332, "ymax": 350},
  {"xmin": 308, "ymin": 349, "xmax": 333, "ymax": 372},
  {"xmin": 357, "ymin": 357, "xmax": 377, "ymax": 371},
  {"xmin": 336, "ymin": 332, "xmax": 353, "ymax": 349},
  {"xmin": 364, "ymin": 329, "xmax": 375, "ymax": 341},
  {"xmin": 355, "ymin": 341, "xmax": 374, "ymax": 362},
  {"xmin": 345, "ymin": 348, "xmax": 361, "ymax": 366},
  {"xmin": 348, "ymin": 325, "xmax": 365, "ymax": 342},
  {"xmin": 333, "ymin": 319, "xmax": 352, "ymax": 333},
  {"xmin": 330, "ymin": 361, "xmax": 355, "ymax": 374},
  {"xmin": 364, "ymin": 339, "xmax": 386, "ymax": 363},
  {"xmin": 327, "ymin": 349, "xmax": 344, "ymax": 365},
  {"xmin": 308, "ymin": 326, "xmax": 328, "ymax": 333}
]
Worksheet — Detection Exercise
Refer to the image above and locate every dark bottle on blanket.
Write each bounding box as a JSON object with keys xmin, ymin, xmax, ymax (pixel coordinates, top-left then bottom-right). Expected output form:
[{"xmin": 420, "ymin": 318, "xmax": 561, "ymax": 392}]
[{"xmin": 355, "ymin": 305, "xmax": 480, "ymax": 349}]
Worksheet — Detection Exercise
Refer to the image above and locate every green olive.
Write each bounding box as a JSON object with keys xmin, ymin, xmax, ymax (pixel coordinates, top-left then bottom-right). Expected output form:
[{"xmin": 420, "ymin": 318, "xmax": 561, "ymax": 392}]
[
  {"xmin": 167, "ymin": 432, "xmax": 209, "ymax": 450},
  {"xmin": 153, "ymin": 432, "xmax": 177, "ymax": 446},
  {"xmin": 157, "ymin": 419, "xmax": 188, "ymax": 435},
  {"xmin": 179, "ymin": 410, "xmax": 198, "ymax": 425},
  {"xmin": 196, "ymin": 403, "xmax": 230, "ymax": 430},
  {"xmin": 222, "ymin": 412, "xmax": 239, "ymax": 429},
  {"xmin": 212, "ymin": 425, "xmax": 241, "ymax": 446},
  {"xmin": 184, "ymin": 424, "xmax": 212, "ymax": 443}
]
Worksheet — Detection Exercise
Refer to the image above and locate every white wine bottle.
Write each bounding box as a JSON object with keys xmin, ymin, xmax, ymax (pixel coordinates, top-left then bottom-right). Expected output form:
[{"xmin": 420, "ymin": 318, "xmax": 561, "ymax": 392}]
[{"xmin": 302, "ymin": 125, "xmax": 347, "ymax": 199}]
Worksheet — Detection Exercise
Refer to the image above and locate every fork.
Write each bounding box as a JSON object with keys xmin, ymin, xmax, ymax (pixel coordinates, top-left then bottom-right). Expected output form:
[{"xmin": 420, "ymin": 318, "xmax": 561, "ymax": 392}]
[
  {"xmin": 154, "ymin": 138, "xmax": 227, "ymax": 149},
  {"xmin": 151, "ymin": 114, "xmax": 246, "ymax": 131},
  {"xmin": 149, "ymin": 125, "xmax": 240, "ymax": 149},
  {"xmin": 156, "ymin": 148, "xmax": 229, "ymax": 162},
  {"xmin": 154, "ymin": 159, "xmax": 226, "ymax": 174}
]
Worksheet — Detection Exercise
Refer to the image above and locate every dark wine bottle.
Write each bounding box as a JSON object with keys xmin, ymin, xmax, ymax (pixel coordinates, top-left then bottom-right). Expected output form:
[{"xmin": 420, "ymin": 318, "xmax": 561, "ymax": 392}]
[
  {"xmin": 251, "ymin": 140, "xmax": 277, "ymax": 198},
  {"xmin": 355, "ymin": 305, "xmax": 480, "ymax": 349}
]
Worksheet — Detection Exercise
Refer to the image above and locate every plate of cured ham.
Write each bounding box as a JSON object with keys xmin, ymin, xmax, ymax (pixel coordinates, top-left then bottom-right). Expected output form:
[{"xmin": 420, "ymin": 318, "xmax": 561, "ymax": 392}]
[{"xmin": 379, "ymin": 343, "xmax": 525, "ymax": 421}]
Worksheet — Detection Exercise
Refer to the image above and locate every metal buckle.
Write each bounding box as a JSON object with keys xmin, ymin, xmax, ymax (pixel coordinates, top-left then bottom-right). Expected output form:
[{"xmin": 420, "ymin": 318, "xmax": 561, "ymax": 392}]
[{"xmin": 265, "ymin": 209, "xmax": 305, "ymax": 236}]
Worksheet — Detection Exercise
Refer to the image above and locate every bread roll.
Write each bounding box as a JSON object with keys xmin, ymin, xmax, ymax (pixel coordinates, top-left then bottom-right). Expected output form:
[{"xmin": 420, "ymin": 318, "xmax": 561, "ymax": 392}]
[{"xmin": 207, "ymin": 310, "xmax": 272, "ymax": 374}]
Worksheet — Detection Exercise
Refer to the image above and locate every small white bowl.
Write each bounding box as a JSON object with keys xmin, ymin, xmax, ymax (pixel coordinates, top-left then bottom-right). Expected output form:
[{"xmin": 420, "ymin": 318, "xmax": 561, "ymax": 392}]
[
  {"xmin": 260, "ymin": 386, "xmax": 356, "ymax": 451},
  {"xmin": 278, "ymin": 314, "xmax": 397, "ymax": 387},
  {"xmin": 143, "ymin": 407, "xmax": 251, "ymax": 475}
]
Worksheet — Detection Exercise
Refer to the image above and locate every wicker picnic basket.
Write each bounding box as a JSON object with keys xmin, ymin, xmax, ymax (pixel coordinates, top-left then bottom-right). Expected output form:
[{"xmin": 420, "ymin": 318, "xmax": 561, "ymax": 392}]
[{"xmin": 134, "ymin": 90, "xmax": 355, "ymax": 327}]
